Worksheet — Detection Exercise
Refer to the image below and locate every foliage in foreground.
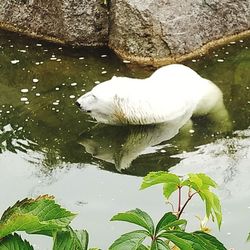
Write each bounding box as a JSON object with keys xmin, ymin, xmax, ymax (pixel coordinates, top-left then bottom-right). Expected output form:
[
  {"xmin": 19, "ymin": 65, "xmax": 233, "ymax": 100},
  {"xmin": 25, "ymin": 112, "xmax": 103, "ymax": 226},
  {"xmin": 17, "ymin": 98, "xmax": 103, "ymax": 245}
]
[
  {"xmin": 110, "ymin": 172, "xmax": 225, "ymax": 250},
  {"xmin": 0, "ymin": 172, "xmax": 226, "ymax": 249}
]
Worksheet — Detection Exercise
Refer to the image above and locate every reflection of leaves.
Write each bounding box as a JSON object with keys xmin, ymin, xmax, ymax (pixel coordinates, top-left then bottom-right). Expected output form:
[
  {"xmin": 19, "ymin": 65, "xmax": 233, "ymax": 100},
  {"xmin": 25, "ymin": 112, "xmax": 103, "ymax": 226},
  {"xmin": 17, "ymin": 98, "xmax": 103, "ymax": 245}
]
[
  {"xmin": 0, "ymin": 195, "xmax": 76, "ymax": 238},
  {"xmin": 0, "ymin": 233, "xmax": 34, "ymax": 250}
]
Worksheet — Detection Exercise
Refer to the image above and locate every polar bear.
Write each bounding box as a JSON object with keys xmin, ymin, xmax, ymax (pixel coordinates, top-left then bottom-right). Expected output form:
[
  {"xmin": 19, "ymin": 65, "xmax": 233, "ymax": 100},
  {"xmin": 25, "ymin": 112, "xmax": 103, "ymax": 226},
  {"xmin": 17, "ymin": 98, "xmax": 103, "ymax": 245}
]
[{"xmin": 76, "ymin": 64, "xmax": 228, "ymax": 126}]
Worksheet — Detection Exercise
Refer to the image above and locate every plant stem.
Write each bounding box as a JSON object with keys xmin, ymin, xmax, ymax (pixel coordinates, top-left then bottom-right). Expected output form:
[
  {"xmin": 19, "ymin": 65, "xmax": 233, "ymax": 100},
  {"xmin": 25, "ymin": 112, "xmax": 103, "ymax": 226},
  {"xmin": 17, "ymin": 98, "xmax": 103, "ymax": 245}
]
[
  {"xmin": 177, "ymin": 186, "xmax": 182, "ymax": 214},
  {"xmin": 178, "ymin": 191, "xmax": 198, "ymax": 219}
]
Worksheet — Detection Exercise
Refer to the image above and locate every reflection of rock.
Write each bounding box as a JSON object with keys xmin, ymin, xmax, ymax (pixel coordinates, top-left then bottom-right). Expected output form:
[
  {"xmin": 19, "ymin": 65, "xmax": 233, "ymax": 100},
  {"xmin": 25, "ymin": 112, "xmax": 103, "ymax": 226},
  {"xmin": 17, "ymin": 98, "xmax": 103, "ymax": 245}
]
[
  {"xmin": 78, "ymin": 112, "xmax": 193, "ymax": 171},
  {"xmin": 171, "ymin": 128, "xmax": 250, "ymax": 199}
]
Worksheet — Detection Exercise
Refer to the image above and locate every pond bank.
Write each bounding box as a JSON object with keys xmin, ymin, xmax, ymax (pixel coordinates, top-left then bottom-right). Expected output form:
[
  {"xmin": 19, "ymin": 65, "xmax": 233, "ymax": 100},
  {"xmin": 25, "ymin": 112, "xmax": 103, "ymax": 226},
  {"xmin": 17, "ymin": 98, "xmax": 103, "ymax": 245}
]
[{"xmin": 0, "ymin": 0, "xmax": 249, "ymax": 66}]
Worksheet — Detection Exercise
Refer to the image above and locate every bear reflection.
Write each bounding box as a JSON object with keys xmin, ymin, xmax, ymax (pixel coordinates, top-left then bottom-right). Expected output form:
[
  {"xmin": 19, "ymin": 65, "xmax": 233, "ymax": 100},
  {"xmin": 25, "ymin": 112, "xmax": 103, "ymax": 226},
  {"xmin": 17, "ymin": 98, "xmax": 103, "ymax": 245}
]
[{"xmin": 78, "ymin": 112, "xmax": 193, "ymax": 171}]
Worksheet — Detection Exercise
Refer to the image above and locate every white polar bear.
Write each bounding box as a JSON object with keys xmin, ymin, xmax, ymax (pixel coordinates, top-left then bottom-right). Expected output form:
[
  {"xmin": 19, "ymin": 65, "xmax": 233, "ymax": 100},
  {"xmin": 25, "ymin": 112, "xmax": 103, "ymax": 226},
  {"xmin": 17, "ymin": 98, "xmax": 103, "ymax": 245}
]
[{"xmin": 76, "ymin": 64, "xmax": 228, "ymax": 125}]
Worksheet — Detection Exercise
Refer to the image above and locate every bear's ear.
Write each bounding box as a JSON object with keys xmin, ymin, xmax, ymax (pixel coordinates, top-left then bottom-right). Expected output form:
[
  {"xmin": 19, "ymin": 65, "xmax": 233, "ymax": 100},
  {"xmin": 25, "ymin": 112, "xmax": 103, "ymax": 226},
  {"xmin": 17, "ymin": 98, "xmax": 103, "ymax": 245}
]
[{"xmin": 111, "ymin": 76, "xmax": 117, "ymax": 80}]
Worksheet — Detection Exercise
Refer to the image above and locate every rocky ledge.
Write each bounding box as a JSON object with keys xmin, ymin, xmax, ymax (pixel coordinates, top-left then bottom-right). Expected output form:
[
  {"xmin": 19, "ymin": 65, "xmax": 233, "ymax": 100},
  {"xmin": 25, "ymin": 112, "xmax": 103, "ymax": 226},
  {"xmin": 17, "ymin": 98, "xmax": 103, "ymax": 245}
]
[{"xmin": 0, "ymin": 0, "xmax": 249, "ymax": 65}]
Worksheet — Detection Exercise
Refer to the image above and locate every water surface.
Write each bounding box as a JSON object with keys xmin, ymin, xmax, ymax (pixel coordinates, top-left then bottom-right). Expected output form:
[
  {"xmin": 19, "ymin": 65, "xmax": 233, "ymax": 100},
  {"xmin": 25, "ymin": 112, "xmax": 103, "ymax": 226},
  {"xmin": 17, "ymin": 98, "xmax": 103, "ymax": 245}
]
[{"xmin": 0, "ymin": 30, "xmax": 249, "ymax": 249}]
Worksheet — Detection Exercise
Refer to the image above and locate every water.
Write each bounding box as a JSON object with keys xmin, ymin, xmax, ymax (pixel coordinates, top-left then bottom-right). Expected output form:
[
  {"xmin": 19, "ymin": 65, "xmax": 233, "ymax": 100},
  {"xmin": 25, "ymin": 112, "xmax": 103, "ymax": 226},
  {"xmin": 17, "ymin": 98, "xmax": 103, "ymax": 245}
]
[{"xmin": 0, "ymin": 30, "xmax": 249, "ymax": 249}]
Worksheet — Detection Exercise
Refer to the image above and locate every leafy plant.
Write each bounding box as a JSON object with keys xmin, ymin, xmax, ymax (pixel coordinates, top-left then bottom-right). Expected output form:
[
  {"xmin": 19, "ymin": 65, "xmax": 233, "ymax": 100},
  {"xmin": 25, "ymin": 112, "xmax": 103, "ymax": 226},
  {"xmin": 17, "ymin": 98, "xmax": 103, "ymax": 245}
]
[
  {"xmin": 0, "ymin": 195, "xmax": 92, "ymax": 250},
  {"xmin": 141, "ymin": 172, "xmax": 222, "ymax": 228},
  {"xmin": 110, "ymin": 172, "xmax": 225, "ymax": 250}
]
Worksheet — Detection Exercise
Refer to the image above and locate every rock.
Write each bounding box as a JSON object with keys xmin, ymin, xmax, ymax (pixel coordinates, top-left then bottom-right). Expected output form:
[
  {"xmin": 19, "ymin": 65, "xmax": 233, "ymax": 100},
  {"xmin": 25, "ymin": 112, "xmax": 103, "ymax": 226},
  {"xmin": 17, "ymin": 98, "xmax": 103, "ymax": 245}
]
[
  {"xmin": 109, "ymin": 0, "xmax": 250, "ymax": 65},
  {"xmin": 0, "ymin": 0, "xmax": 109, "ymax": 46},
  {"xmin": 0, "ymin": 0, "xmax": 249, "ymax": 65}
]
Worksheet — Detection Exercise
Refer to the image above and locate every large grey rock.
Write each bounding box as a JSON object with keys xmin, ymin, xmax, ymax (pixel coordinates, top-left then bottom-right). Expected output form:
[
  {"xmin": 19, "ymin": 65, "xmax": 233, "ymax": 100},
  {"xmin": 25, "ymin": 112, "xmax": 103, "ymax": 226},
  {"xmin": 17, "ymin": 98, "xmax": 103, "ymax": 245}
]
[
  {"xmin": 109, "ymin": 0, "xmax": 250, "ymax": 64},
  {"xmin": 0, "ymin": 0, "xmax": 108, "ymax": 46}
]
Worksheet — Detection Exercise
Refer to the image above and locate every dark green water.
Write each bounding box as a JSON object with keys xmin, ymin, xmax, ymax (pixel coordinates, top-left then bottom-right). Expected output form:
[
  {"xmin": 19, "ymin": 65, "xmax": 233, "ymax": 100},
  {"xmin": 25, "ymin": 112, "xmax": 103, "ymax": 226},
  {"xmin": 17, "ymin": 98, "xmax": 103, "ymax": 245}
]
[{"xmin": 0, "ymin": 30, "xmax": 249, "ymax": 249}]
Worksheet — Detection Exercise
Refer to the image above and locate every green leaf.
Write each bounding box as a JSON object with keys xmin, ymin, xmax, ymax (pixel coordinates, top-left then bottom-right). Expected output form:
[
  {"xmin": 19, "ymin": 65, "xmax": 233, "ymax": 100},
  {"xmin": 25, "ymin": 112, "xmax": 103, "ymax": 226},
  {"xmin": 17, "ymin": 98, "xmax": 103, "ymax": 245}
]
[
  {"xmin": 111, "ymin": 209, "xmax": 154, "ymax": 234},
  {"xmin": 53, "ymin": 227, "xmax": 88, "ymax": 250},
  {"xmin": 151, "ymin": 239, "xmax": 170, "ymax": 250},
  {"xmin": 0, "ymin": 195, "xmax": 76, "ymax": 238},
  {"xmin": 193, "ymin": 231, "xmax": 226, "ymax": 250},
  {"xmin": 141, "ymin": 172, "xmax": 180, "ymax": 199},
  {"xmin": 0, "ymin": 233, "xmax": 34, "ymax": 250},
  {"xmin": 155, "ymin": 213, "xmax": 186, "ymax": 234},
  {"xmin": 198, "ymin": 190, "xmax": 222, "ymax": 228},
  {"xmin": 182, "ymin": 174, "xmax": 222, "ymax": 229},
  {"xmin": 160, "ymin": 231, "xmax": 194, "ymax": 250},
  {"xmin": 160, "ymin": 231, "xmax": 226, "ymax": 250},
  {"xmin": 109, "ymin": 230, "xmax": 148, "ymax": 250}
]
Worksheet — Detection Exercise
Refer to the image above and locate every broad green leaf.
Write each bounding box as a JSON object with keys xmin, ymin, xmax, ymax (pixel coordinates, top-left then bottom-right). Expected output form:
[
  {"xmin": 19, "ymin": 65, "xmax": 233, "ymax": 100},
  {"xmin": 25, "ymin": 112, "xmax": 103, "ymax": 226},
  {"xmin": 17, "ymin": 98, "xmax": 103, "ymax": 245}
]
[
  {"xmin": 151, "ymin": 239, "xmax": 171, "ymax": 250},
  {"xmin": 198, "ymin": 190, "xmax": 222, "ymax": 228},
  {"xmin": 111, "ymin": 209, "xmax": 154, "ymax": 234},
  {"xmin": 53, "ymin": 227, "xmax": 88, "ymax": 250},
  {"xmin": 0, "ymin": 233, "xmax": 34, "ymax": 250},
  {"xmin": 195, "ymin": 174, "xmax": 217, "ymax": 188},
  {"xmin": 193, "ymin": 231, "xmax": 226, "ymax": 250},
  {"xmin": 155, "ymin": 213, "xmax": 186, "ymax": 234},
  {"xmin": 160, "ymin": 231, "xmax": 194, "ymax": 250},
  {"xmin": 187, "ymin": 174, "xmax": 203, "ymax": 190},
  {"xmin": 0, "ymin": 195, "xmax": 76, "ymax": 238},
  {"xmin": 137, "ymin": 244, "xmax": 149, "ymax": 250},
  {"xmin": 141, "ymin": 172, "xmax": 180, "ymax": 199},
  {"xmin": 140, "ymin": 172, "xmax": 180, "ymax": 190},
  {"xmin": 109, "ymin": 230, "xmax": 148, "ymax": 250},
  {"xmin": 161, "ymin": 231, "xmax": 226, "ymax": 250}
]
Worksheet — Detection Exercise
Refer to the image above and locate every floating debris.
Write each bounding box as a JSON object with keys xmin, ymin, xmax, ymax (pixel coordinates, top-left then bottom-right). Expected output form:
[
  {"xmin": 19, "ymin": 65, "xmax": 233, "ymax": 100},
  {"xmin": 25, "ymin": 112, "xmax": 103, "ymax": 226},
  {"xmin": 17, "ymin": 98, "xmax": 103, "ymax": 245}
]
[
  {"xmin": 11, "ymin": 59, "xmax": 20, "ymax": 64},
  {"xmin": 21, "ymin": 89, "xmax": 29, "ymax": 93}
]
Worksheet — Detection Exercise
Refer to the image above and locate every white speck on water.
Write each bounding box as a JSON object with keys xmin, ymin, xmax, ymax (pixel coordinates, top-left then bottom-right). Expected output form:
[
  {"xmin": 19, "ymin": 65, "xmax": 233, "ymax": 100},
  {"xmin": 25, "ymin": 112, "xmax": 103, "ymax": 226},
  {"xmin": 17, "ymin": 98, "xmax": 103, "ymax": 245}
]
[
  {"xmin": 36, "ymin": 43, "xmax": 42, "ymax": 46},
  {"xmin": 239, "ymin": 39, "xmax": 244, "ymax": 43},
  {"xmin": 53, "ymin": 102, "xmax": 59, "ymax": 106},
  {"xmin": 229, "ymin": 41, "xmax": 236, "ymax": 44},
  {"xmin": 69, "ymin": 95, "xmax": 75, "ymax": 99},
  {"xmin": 71, "ymin": 82, "xmax": 77, "ymax": 86},
  {"xmin": 217, "ymin": 59, "xmax": 224, "ymax": 62},
  {"xmin": 32, "ymin": 86, "xmax": 37, "ymax": 90},
  {"xmin": 214, "ymin": 54, "xmax": 218, "ymax": 57},
  {"xmin": 6, "ymin": 110, "xmax": 10, "ymax": 114},
  {"xmin": 25, "ymin": 101, "xmax": 29, "ymax": 105},
  {"xmin": 50, "ymin": 57, "xmax": 57, "ymax": 61},
  {"xmin": 21, "ymin": 97, "xmax": 28, "ymax": 102},
  {"xmin": 55, "ymin": 87, "xmax": 60, "ymax": 90},
  {"xmin": 21, "ymin": 89, "xmax": 29, "ymax": 93},
  {"xmin": 35, "ymin": 93, "xmax": 40, "ymax": 96},
  {"xmin": 101, "ymin": 71, "xmax": 107, "ymax": 74},
  {"xmin": 18, "ymin": 49, "xmax": 26, "ymax": 53},
  {"xmin": 101, "ymin": 54, "xmax": 107, "ymax": 58},
  {"xmin": 192, "ymin": 59, "xmax": 197, "ymax": 62},
  {"xmin": 10, "ymin": 45, "xmax": 14, "ymax": 48},
  {"xmin": 35, "ymin": 62, "xmax": 40, "ymax": 65},
  {"xmin": 81, "ymin": 89, "xmax": 85, "ymax": 92},
  {"xmin": 95, "ymin": 81, "xmax": 100, "ymax": 84},
  {"xmin": 160, "ymin": 149, "xmax": 166, "ymax": 153},
  {"xmin": 11, "ymin": 60, "xmax": 20, "ymax": 64},
  {"xmin": 189, "ymin": 129, "xmax": 195, "ymax": 134},
  {"xmin": 33, "ymin": 78, "xmax": 39, "ymax": 83},
  {"xmin": 56, "ymin": 59, "xmax": 61, "ymax": 62},
  {"xmin": 225, "ymin": 51, "xmax": 229, "ymax": 55},
  {"xmin": 52, "ymin": 107, "xmax": 55, "ymax": 111},
  {"xmin": 79, "ymin": 57, "xmax": 85, "ymax": 60},
  {"xmin": 123, "ymin": 60, "xmax": 130, "ymax": 63},
  {"xmin": 44, "ymin": 49, "xmax": 48, "ymax": 52}
]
